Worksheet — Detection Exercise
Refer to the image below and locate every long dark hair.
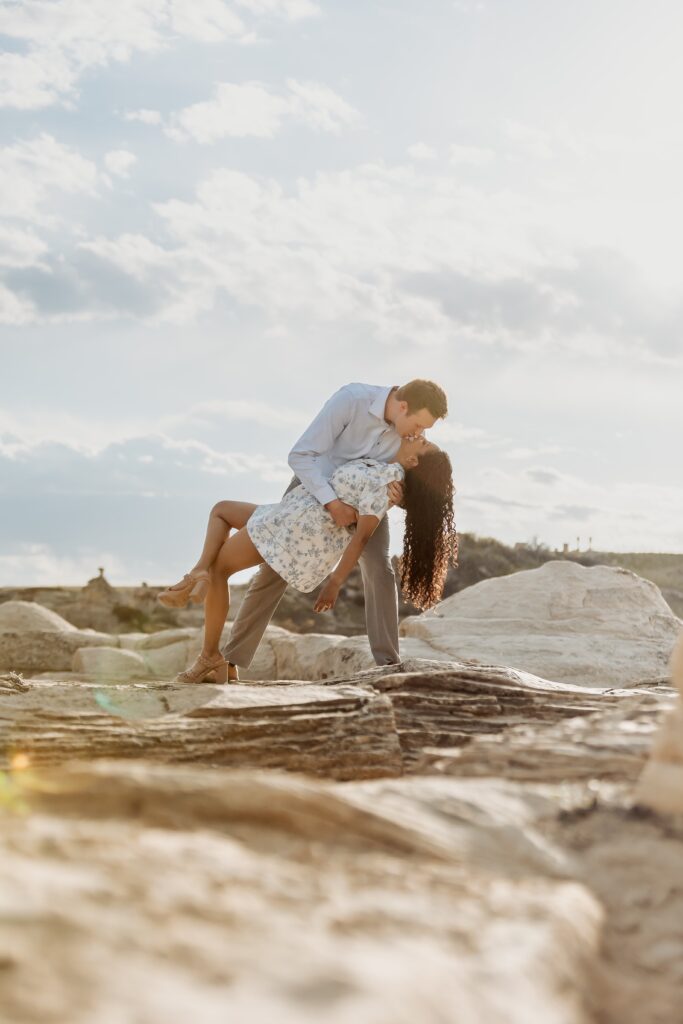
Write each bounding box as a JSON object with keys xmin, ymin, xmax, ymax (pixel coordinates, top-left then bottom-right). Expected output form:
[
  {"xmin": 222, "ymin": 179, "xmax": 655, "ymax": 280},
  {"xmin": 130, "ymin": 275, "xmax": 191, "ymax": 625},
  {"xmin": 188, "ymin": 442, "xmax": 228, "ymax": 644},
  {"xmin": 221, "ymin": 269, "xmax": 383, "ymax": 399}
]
[{"xmin": 398, "ymin": 450, "xmax": 458, "ymax": 610}]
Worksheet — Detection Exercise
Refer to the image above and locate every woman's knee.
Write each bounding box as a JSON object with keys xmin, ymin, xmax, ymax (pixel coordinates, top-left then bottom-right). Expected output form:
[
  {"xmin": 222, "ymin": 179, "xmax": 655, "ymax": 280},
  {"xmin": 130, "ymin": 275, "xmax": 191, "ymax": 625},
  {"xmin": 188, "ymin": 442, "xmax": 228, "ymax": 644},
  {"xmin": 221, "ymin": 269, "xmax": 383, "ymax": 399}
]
[
  {"xmin": 211, "ymin": 500, "xmax": 231, "ymax": 522},
  {"xmin": 210, "ymin": 560, "xmax": 231, "ymax": 582}
]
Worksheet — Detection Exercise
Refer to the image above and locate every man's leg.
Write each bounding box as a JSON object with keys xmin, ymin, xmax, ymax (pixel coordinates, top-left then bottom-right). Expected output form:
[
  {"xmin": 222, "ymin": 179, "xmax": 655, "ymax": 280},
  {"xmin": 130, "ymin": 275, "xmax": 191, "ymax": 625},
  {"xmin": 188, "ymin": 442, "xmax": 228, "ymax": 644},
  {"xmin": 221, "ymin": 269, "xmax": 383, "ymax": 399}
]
[
  {"xmin": 221, "ymin": 562, "xmax": 288, "ymax": 668},
  {"xmin": 358, "ymin": 515, "xmax": 400, "ymax": 666},
  {"xmin": 220, "ymin": 475, "xmax": 300, "ymax": 669}
]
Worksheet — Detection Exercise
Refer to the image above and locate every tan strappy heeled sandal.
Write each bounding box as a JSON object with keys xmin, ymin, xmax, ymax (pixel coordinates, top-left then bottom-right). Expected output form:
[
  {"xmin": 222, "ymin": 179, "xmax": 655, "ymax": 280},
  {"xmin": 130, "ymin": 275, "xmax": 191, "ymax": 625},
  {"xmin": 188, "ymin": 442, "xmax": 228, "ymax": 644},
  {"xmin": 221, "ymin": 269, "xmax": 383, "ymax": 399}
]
[
  {"xmin": 157, "ymin": 570, "xmax": 210, "ymax": 608},
  {"xmin": 175, "ymin": 651, "xmax": 228, "ymax": 684}
]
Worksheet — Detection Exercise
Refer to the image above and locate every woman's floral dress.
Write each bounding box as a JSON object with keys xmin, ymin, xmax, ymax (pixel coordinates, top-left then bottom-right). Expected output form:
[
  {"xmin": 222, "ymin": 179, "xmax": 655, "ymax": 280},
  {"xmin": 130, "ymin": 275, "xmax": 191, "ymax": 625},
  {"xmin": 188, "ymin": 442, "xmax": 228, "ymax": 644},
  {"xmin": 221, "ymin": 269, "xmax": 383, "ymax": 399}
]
[{"xmin": 247, "ymin": 458, "xmax": 405, "ymax": 593}]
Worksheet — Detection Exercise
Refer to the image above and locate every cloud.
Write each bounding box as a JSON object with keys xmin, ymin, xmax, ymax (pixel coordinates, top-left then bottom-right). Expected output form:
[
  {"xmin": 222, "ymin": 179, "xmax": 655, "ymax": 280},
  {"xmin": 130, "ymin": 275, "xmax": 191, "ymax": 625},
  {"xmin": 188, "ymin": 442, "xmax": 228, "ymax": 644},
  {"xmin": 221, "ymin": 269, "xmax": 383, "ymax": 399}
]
[
  {"xmin": 104, "ymin": 149, "xmax": 137, "ymax": 177},
  {"xmin": 0, "ymin": 0, "xmax": 321, "ymax": 110},
  {"xmin": 0, "ymin": 133, "xmax": 97, "ymax": 223},
  {"xmin": 164, "ymin": 79, "xmax": 359, "ymax": 143},
  {"xmin": 160, "ymin": 399, "xmax": 308, "ymax": 432},
  {"xmin": 0, "ymin": 543, "xmax": 130, "ymax": 587},
  {"xmin": 407, "ymin": 142, "xmax": 437, "ymax": 162},
  {"xmin": 0, "ymin": 223, "xmax": 48, "ymax": 269},
  {"xmin": 124, "ymin": 108, "xmax": 163, "ymax": 125},
  {"xmin": 449, "ymin": 143, "xmax": 495, "ymax": 166},
  {"xmin": 2, "ymin": 141, "xmax": 680, "ymax": 363},
  {"xmin": 0, "ymin": 431, "xmax": 291, "ymax": 497},
  {"xmin": 457, "ymin": 462, "xmax": 683, "ymax": 552},
  {"xmin": 525, "ymin": 468, "xmax": 562, "ymax": 486}
]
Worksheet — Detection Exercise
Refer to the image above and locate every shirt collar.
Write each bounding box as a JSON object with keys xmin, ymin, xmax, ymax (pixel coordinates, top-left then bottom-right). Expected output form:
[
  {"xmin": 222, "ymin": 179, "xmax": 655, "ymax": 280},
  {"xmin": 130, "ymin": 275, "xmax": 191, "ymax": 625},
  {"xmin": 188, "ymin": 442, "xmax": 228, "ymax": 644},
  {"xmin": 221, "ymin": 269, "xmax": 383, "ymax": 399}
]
[{"xmin": 370, "ymin": 385, "xmax": 397, "ymax": 424}]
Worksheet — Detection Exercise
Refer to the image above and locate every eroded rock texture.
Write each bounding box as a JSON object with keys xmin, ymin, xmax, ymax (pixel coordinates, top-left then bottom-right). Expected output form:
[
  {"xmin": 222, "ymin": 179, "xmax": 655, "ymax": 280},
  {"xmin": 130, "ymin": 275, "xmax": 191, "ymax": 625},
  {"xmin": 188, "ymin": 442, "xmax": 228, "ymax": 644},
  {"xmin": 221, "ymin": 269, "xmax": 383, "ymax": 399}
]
[
  {"xmin": 401, "ymin": 561, "xmax": 681, "ymax": 687},
  {"xmin": 1, "ymin": 569, "xmax": 683, "ymax": 1023}
]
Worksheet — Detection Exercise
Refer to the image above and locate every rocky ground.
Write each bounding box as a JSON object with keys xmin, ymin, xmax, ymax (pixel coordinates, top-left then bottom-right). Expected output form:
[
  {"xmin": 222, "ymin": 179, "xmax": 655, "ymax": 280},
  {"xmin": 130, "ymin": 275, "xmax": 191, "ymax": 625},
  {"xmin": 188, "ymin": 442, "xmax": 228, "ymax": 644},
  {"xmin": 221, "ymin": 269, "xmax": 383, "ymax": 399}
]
[{"xmin": 1, "ymin": 562, "xmax": 682, "ymax": 1023}]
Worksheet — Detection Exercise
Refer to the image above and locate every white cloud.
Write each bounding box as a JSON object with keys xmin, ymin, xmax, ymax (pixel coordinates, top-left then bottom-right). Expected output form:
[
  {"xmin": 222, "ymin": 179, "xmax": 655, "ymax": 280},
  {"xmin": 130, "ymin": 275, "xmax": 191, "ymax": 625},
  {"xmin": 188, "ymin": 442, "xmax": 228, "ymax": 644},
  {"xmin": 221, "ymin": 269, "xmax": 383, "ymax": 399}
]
[
  {"xmin": 0, "ymin": 133, "xmax": 97, "ymax": 223},
  {"xmin": 124, "ymin": 108, "xmax": 163, "ymax": 125},
  {"xmin": 0, "ymin": 224, "xmax": 49, "ymax": 269},
  {"xmin": 235, "ymin": 0, "xmax": 320, "ymax": 17},
  {"xmin": 0, "ymin": 281, "xmax": 36, "ymax": 324},
  {"xmin": 459, "ymin": 461, "xmax": 683, "ymax": 553},
  {"xmin": 69, "ymin": 159, "xmax": 676, "ymax": 360},
  {"xmin": 104, "ymin": 149, "xmax": 137, "ymax": 177},
  {"xmin": 407, "ymin": 142, "xmax": 437, "ymax": 161},
  {"xmin": 160, "ymin": 398, "xmax": 308, "ymax": 432},
  {"xmin": 165, "ymin": 79, "xmax": 359, "ymax": 143},
  {"xmin": 449, "ymin": 143, "xmax": 495, "ymax": 166},
  {"xmin": 0, "ymin": 0, "xmax": 320, "ymax": 110},
  {"xmin": 0, "ymin": 543, "xmax": 130, "ymax": 587}
]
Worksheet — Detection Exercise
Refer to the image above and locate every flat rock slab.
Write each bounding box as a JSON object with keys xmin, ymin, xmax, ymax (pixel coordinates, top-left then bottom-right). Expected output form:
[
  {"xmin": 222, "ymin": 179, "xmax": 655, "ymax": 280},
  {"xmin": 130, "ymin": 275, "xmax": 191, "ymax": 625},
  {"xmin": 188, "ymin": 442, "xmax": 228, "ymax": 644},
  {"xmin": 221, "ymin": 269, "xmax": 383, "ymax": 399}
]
[
  {"xmin": 0, "ymin": 681, "xmax": 402, "ymax": 781},
  {"xmin": 369, "ymin": 665, "xmax": 668, "ymax": 770}
]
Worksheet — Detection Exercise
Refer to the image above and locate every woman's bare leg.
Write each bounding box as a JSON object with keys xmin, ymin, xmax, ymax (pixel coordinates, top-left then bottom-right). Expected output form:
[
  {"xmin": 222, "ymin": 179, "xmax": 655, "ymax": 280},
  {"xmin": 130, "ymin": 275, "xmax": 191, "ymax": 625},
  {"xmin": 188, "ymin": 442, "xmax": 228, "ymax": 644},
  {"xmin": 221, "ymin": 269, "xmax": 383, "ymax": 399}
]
[
  {"xmin": 201, "ymin": 527, "xmax": 264, "ymax": 657},
  {"xmin": 165, "ymin": 501, "xmax": 257, "ymax": 592}
]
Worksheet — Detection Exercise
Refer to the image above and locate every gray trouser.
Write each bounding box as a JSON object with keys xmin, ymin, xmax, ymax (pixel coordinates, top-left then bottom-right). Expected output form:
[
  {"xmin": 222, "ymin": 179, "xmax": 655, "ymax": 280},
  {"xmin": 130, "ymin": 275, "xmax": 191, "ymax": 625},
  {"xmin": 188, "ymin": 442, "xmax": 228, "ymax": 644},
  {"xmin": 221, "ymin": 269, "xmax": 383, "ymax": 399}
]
[{"xmin": 221, "ymin": 475, "xmax": 400, "ymax": 668}]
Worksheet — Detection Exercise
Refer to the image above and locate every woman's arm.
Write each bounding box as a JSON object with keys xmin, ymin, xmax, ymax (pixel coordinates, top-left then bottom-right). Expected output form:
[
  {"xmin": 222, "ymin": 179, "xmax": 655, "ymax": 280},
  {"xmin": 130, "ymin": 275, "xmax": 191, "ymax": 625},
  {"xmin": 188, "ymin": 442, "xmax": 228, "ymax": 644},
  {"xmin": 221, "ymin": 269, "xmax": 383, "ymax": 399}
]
[{"xmin": 313, "ymin": 515, "xmax": 380, "ymax": 612}]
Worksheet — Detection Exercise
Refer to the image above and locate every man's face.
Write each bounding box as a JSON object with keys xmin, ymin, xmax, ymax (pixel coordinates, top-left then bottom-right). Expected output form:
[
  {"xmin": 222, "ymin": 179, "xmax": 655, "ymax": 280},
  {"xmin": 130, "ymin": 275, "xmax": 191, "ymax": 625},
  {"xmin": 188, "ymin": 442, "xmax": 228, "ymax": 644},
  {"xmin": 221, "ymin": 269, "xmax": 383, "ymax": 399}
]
[{"xmin": 394, "ymin": 404, "xmax": 437, "ymax": 439}]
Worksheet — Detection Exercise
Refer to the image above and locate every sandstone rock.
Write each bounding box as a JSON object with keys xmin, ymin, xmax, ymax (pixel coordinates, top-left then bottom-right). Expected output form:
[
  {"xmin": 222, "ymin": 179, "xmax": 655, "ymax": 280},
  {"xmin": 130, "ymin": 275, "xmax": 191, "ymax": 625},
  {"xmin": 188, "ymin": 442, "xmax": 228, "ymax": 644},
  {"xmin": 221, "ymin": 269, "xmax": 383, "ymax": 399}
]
[
  {"xmin": 0, "ymin": 628, "xmax": 118, "ymax": 672},
  {"xmin": 71, "ymin": 646, "xmax": 150, "ymax": 682},
  {"xmin": 401, "ymin": 561, "xmax": 680, "ymax": 687},
  {"xmin": 0, "ymin": 759, "xmax": 603, "ymax": 1024},
  {"xmin": 124, "ymin": 628, "xmax": 198, "ymax": 651},
  {"xmin": 0, "ymin": 679, "xmax": 402, "ymax": 780},
  {"xmin": 267, "ymin": 630, "xmax": 457, "ymax": 681},
  {"xmin": 0, "ymin": 600, "xmax": 78, "ymax": 632},
  {"xmin": 140, "ymin": 640, "xmax": 194, "ymax": 678},
  {"xmin": 634, "ymin": 630, "xmax": 683, "ymax": 813}
]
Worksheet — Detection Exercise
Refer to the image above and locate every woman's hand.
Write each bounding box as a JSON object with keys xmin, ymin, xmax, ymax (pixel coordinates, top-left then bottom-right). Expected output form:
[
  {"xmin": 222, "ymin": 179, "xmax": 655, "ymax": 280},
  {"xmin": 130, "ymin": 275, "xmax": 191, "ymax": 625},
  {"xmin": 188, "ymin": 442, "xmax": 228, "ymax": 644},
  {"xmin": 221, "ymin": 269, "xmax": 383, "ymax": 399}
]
[
  {"xmin": 387, "ymin": 481, "xmax": 405, "ymax": 508},
  {"xmin": 314, "ymin": 577, "xmax": 341, "ymax": 613}
]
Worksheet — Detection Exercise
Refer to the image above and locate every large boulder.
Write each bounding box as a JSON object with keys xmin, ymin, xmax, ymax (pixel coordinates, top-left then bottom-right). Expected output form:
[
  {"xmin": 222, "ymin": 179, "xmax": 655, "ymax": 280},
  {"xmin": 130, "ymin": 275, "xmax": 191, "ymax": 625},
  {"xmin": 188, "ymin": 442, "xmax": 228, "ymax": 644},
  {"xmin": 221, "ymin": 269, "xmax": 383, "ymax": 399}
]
[
  {"xmin": 268, "ymin": 631, "xmax": 457, "ymax": 681},
  {"xmin": 400, "ymin": 561, "xmax": 681, "ymax": 688},
  {"xmin": 0, "ymin": 600, "xmax": 78, "ymax": 633},
  {"xmin": 72, "ymin": 646, "xmax": 150, "ymax": 682}
]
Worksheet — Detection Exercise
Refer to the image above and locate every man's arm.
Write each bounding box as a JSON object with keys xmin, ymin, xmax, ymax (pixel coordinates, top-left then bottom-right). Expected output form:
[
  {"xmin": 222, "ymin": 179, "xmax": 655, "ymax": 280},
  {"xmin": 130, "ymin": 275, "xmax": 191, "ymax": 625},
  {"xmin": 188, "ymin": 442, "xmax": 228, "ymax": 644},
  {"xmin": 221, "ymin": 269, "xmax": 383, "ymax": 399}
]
[{"xmin": 288, "ymin": 386, "xmax": 356, "ymax": 508}]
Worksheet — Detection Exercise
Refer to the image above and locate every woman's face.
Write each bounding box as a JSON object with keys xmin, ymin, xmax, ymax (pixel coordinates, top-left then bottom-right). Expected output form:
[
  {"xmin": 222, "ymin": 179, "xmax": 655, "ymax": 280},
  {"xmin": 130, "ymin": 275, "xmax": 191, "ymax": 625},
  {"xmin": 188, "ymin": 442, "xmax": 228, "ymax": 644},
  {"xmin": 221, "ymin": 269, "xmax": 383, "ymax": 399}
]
[{"xmin": 403, "ymin": 435, "xmax": 440, "ymax": 467}]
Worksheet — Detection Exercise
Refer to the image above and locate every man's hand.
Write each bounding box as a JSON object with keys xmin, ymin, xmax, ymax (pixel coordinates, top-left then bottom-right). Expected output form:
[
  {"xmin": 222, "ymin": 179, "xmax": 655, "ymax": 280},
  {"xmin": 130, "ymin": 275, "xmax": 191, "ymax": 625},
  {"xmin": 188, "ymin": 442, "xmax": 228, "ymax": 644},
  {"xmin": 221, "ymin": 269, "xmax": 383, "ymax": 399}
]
[
  {"xmin": 314, "ymin": 577, "xmax": 340, "ymax": 613},
  {"xmin": 387, "ymin": 480, "xmax": 405, "ymax": 508},
  {"xmin": 324, "ymin": 499, "xmax": 358, "ymax": 527}
]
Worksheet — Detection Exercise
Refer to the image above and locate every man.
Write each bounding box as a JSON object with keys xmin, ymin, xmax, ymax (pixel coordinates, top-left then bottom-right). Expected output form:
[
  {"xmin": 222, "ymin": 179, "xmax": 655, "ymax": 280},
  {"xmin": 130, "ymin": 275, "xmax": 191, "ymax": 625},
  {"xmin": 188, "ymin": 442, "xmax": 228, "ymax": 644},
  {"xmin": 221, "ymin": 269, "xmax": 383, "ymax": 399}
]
[{"xmin": 221, "ymin": 379, "xmax": 448, "ymax": 678}]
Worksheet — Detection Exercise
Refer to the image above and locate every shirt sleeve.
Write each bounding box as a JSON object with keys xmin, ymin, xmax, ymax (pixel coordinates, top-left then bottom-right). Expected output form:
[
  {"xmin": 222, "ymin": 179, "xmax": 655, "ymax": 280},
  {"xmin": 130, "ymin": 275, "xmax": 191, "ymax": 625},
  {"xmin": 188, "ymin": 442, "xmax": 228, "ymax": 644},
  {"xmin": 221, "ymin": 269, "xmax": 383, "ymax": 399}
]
[
  {"xmin": 288, "ymin": 386, "xmax": 356, "ymax": 506},
  {"xmin": 357, "ymin": 477, "xmax": 391, "ymax": 520}
]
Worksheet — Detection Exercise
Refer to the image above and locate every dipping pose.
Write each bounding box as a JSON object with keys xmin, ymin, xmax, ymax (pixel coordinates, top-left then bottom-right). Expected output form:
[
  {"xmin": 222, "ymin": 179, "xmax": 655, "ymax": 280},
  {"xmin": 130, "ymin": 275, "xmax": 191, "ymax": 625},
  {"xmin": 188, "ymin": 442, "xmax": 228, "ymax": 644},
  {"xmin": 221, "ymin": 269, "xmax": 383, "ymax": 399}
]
[{"xmin": 158, "ymin": 435, "xmax": 458, "ymax": 683}]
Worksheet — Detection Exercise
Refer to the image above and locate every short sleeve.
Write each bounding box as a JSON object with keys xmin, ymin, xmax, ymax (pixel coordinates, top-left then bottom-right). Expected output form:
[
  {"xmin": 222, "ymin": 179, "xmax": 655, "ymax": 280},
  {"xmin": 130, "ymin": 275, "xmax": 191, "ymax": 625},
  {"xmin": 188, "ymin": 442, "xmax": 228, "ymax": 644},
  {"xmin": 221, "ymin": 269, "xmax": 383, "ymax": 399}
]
[{"xmin": 358, "ymin": 480, "xmax": 391, "ymax": 519}]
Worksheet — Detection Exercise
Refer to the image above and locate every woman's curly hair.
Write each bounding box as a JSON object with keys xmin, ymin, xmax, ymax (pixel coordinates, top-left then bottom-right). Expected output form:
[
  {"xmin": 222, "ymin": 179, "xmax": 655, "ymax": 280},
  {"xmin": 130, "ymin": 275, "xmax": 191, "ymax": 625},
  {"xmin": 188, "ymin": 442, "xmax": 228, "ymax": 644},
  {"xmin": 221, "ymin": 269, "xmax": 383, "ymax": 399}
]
[{"xmin": 398, "ymin": 450, "xmax": 458, "ymax": 610}]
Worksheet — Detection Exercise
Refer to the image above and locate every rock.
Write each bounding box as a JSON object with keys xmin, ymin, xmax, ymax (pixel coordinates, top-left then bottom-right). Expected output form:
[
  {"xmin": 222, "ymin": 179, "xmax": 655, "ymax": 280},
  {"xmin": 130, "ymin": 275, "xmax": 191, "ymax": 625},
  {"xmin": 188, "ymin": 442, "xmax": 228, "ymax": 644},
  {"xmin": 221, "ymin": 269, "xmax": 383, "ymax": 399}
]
[
  {"xmin": 0, "ymin": 679, "xmax": 402, "ymax": 780},
  {"xmin": 0, "ymin": 628, "xmax": 118, "ymax": 672},
  {"xmin": 401, "ymin": 561, "xmax": 681, "ymax": 687},
  {"xmin": 267, "ymin": 630, "xmax": 458, "ymax": 681},
  {"xmin": 140, "ymin": 640, "xmax": 194, "ymax": 678},
  {"xmin": 0, "ymin": 759, "xmax": 603, "ymax": 1024},
  {"xmin": 123, "ymin": 628, "xmax": 198, "ymax": 651},
  {"xmin": 0, "ymin": 600, "xmax": 78, "ymax": 633},
  {"xmin": 72, "ymin": 646, "xmax": 150, "ymax": 682},
  {"xmin": 635, "ymin": 630, "xmax": 683, "ymax": 813}
]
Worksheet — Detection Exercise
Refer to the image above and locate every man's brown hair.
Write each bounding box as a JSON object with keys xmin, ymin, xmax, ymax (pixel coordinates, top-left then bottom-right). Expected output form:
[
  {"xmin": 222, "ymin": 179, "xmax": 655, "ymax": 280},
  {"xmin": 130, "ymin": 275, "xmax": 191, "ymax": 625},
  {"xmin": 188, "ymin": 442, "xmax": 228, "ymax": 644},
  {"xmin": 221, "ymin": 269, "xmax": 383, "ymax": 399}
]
[{"xmin": 396, "ymin": 379, "xmax": 448, "ymax": 419}]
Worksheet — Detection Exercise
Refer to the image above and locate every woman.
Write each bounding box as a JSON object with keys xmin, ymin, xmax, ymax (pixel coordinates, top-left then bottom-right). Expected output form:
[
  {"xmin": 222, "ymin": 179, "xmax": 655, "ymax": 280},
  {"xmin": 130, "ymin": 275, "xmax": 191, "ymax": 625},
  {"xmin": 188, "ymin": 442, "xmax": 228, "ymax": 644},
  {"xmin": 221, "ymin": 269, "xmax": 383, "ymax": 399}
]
[{"xmin": 157, "ymin": 436, "xmax": 458, "ymax": 683}]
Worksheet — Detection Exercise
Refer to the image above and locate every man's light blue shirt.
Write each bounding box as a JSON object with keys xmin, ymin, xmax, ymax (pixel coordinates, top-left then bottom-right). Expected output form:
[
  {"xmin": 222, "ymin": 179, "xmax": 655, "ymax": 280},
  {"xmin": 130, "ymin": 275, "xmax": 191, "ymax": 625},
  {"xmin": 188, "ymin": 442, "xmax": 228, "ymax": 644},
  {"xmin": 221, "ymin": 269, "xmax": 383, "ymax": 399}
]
[{"xmin": 288, "ymin": 383, "xmax": 402, "ymax": 506}]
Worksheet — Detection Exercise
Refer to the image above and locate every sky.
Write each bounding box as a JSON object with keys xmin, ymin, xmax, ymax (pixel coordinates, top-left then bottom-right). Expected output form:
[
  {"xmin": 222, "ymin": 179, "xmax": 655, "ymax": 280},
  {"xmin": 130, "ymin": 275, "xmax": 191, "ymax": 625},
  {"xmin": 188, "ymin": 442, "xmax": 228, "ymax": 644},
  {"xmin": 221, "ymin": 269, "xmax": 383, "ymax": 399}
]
[{"xmin": 1, "ymin": 0, "xmax": 682, "ymax": 587}]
